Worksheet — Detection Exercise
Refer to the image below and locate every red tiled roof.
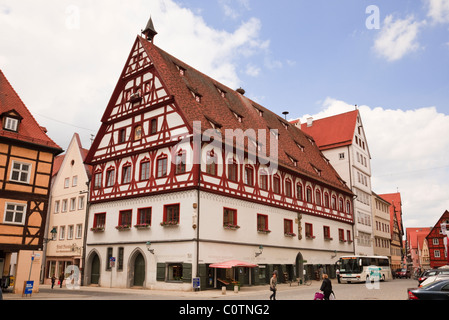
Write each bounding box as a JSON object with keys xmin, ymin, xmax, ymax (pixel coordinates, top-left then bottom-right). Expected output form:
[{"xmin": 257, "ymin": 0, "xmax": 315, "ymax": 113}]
[
  {"xmin": 407, "ymin": 227, "xmax": 431, "ymax": 250},
  {"xmin": 379, "ymin": 192, "xmax": 403, "ymax": 231},
  {"xmin": 0, "ymin": 69, "xmax": 62, "ymax": 152},
  {"xmin": 88, "ymin": 37, "xmax": 353, "ymax": 195},
  {"xmin": 299, "ymin": 110, "xmax": 358, "ymax": 150}
]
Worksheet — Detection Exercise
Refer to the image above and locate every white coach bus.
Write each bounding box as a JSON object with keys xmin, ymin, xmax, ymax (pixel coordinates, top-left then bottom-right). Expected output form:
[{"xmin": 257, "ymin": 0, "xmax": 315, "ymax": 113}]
[{"xmin": 337, "ymin": 256, "xmax": 392, "ymax": 283}]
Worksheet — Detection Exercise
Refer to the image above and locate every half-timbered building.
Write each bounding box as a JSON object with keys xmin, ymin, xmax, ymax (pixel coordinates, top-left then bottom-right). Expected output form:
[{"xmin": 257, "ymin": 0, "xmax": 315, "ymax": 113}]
[
  {"xmin": 426, "ymin": 210, "xmax": 449, "ymax": 269},
  {"xmin": 84, "ymin": 18, "xmax": 355, "ymax": 291},
  {"xmin": 0, "ymin": 69, "xmax": 62, "ymax": 292}
]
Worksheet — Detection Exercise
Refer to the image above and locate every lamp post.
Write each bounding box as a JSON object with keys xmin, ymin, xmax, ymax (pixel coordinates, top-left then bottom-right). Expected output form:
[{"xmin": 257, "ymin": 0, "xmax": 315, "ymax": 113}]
[{"xmin": 441, "ymin": 223, "xmax": 449, "ymax": 265}]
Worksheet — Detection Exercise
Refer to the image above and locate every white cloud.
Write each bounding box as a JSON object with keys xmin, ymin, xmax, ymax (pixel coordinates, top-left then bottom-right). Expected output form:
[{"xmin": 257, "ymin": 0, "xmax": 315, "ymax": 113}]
[
  {"xmin": 373, "ymin": 15, "xmax": 425, "ymax": 62},
  {"xmin": 426, "ymin": 0, "xmax": 449, "ymax": 23},
  {"xmin": 300, "ymin": 98, "xmax": 449, "ymax": 228},
  {"xmin": 0, "ymin": 0, "xmax": 269, "ymax": 149},
  {"xmin": 245, "ymin": 63, "xmax": 261, "ymax": 77}
]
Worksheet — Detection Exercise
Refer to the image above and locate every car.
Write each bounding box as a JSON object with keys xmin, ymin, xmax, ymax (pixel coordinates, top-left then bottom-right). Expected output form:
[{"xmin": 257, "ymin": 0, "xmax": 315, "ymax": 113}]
[
  {"xmin": 418, "ymin": 269, "xmax": 449, "ymax": 285},
  {"xmin": 419, "ymin": 274, "xmax": 449, "ymax": 287},
  {"xmin": 408, "ymin": 279, "xmax": 449, "ymax": 300},
  {"xmin": 396, "ymin": 268, "xmax": 411, "ymax": 279}
]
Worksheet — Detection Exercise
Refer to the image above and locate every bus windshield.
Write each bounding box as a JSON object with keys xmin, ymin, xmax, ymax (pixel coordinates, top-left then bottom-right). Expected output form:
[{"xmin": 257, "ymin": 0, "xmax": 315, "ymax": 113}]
[{"xmin": 339, "ymin": 258, "xmax": 362, "ymax": 274}]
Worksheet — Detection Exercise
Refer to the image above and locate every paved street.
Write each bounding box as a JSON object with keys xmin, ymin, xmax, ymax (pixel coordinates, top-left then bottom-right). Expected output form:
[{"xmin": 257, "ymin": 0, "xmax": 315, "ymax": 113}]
[{"xmin": 2, "ymin": 278, "xmax": 417, "ymax": 301}]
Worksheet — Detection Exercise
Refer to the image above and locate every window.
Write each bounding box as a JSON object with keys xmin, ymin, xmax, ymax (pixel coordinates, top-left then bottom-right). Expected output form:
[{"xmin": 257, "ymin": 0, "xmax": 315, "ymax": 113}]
[
  {"xmin": 76, "ymin": 224, "xmax": 83, "ymax": 238},
  {"xmin": 118, "ymin": 247, "xmax": 124, "ymax": 271},
  {"xmin": 339, "ymin": 198, "xmax": 344, "ymax": 212},
  {"xmin": 284, "ymin": 219, "xmax": 295, "ymax": 236},
  {"xmin": 206, "ymin": 151, "xmax": 217, "ymax": 176},
  {"xmin": 72, "ymin": 175, "xmax": 78, "ymax": 187},
  {"xmin": 163, "ymin": 204, "xmax": 180, "ymax": 225},
  {"xmin": 346, "ymin": 201, "xmax": 351, "ymax": 214},
  {"xmin": 64, "ymin": 178, "xmax": 70, "ymax": 188},
  {"xmin": 324, "ymin": 193, "xmax": 330, "ymax": 208},
  {"xmin": 59, "ymin": 226, "xmax": 65, "ymax": 240},
  {"xmin": 175, "ymin": 151, "xmax": 186, "ymax": 175},
  {"xmin": 78, "ymin": 196, "xmax": 85, "ymax": 210},
  {"xmin": 3, "ymin": 203, "xmax": 26, "ymax": 225},
  {"xmin": 435, "ymin": 250, "xmax": 441, "ymax": 258},
  {"xmin": 273, "ymin": 176, "xmax": 280, "ymax": 194},
  {"xmin": 93, "ymin": 213, "xmax": 106, "ymax": 230},
  {"xmin": 305, "ymin": 223, "xmax": 314, "ymax": 239},
  {"xmin": 433, "ymin": 238, "xmax": 439, "ymax": 245},
  {"xmin": 54, "ymin": 201, "xmax": 60, "ymax": 213},
  {"xmin": 259, "ymin": 172, "xmax": 268, "ymax": 191},
  {"xmin": 67, "ymin": 225, "xmax": 74, "ymax": 240},
  {"xmin": 137, "ymin": 207, "xmax": 152, "ymax": 226},
  {"xmin": 323, "ymin": 226, "xmax": 332, "ymax": 240},
  {"xmin": 94, "ymin": 171, "xmax": 102, "ymax": 189},
  {"xmin": 285, "ymin": 180, "xmax": 292, "ymax": 197},
  {"xmin": 150, "ymin": 119, "xmax": 158, "ymax": 135},
  {"xmin": 61, "ymin": 199, "xmax": 68, "ymax": 212},
  {"xmin": 306, "ymin": 187, "xmax": 312, "ymax": 203},
  {"xmin": 3, "ymin": 117, "xmax": 19, "ymax": 131},
  {"xmin": 339, "ymin": 229, "xmax": 345, "ymax": 242},
  {"xmin": 118, "ymin": 129, "xmax": 126, "ymax": 143},
  {"xmin": 118, "ymin": 210, "xmax": 132, "ymax": 227},
  {"xmin": 70, "ymin": 198, "xmax": 76, "ymax": 211},
  {"xmin": 244, "ymin": 166, "xmax": 254, "ymax": 186},
  {"xmin": 296, "ymin": 183, "xmax": 303, "ymax": 201},
  {"xmin": 10, "ymin": 161, "xmax": 31, "ymax": 184},
  {"xmin": 223, "ymin": 208, "xmax": 238, "ymax": 228},
  {"xmin": 257, "ymin": 214, "xmax": 269, "ymax": 232},
  {"xmin": 106, "ymin": 168, "xmax": 115, "ymax": 187},
  {"xmin": 140, "ymin": 160, "xmax": 150, "ymax": 181},
  {"xmin": 122, "ymin": 165, "xmax": 132, "ymax": 184},
  {"xmin": 331, "ymin": 196, "xmax": 337, "ymax": 209},
  {"xmin": 168, "ymin": 263, "xmax": 183, "ymax": 281},
  {"xmin": 106, "ymin": 247, "xmax": 113, "ymax": 271},
  {"xmin": 227, "ymin": 159, "xmax": 237, "ymax": 182},
  {"xmin": 315, "ymin": 189, "xmax": 321, "ymax": 206},
  {"xmin": 157, "ymin": 156, "xmax": 168, "ymax": 178}
]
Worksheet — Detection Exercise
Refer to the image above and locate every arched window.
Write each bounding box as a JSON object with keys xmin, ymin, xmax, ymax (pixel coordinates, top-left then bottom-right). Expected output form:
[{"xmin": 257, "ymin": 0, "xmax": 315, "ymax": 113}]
[
  {"xmin": 315, "ymin": 189, "xmax": 321, "ymax": 206},
  {"xmin": 227, "ymin": 158, "xmax": 238, "ymax": 182},
  {"xmin": 324, "ymin": 193, "xmax": 330, "ymax": 208},
  {"xmin": 205, "ymin": 150, "xmax": 217, "ymax": 176},
  {"xmin": 296, "ymin": 183, "xmax": 303, "ymax": 201},
  {"xmin": 306, "ymin": 187, "xmax": 313, "ymax": 203},
  {"xmin": 285, "ymin": 179, "xmax": 292, "ymax": 197}
]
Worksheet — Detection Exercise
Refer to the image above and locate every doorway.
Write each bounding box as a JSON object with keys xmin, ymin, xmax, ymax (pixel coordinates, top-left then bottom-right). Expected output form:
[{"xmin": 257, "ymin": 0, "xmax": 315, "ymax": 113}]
[
  {"xmin": 90, "ymin": 253, "xmax": 100, "ymax": 285},
  {"xmin": 132, "ymin": 252, "xmax": 146, "ymax": 287}
]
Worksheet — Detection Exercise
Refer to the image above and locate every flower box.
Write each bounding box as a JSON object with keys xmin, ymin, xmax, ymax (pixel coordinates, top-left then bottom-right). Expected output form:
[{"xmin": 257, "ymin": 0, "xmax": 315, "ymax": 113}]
[
  {"xmin": 160, "ymin": 221, "xmax": 179, "ymax": 227},
  {"xmin": 134, "ymin": 223, "xmax": 151, "ymax": 229},
  {"xmin": 257, "ymin": 229, "xmax": 271, "ymax": 234},
  {"xmin": 284, "ymin": 232, "xmax": 297, "ymax": 237},
  {"xmin": 90, "ymin": 227, "xmax": 104, "ymax": 232},
  {"xmin": 115, "ymin": 225, "xmax": 131, "ymax": 231},
  {"xmin": 223, "ymin": 224, "xmax": 240, "ymax": 230}
]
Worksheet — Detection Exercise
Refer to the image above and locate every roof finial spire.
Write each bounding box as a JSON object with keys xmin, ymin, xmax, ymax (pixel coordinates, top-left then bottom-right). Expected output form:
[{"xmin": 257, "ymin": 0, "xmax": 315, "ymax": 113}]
[{"xmin": 142, "ymin": 16, "xmax": 158, "ymax": 42}]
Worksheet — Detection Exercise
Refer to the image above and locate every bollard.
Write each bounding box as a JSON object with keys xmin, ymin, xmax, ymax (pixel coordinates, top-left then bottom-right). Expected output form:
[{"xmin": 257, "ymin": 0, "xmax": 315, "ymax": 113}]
[
  {"xmin": 222, "ymin": 286, "xmax": 226, "ymax": 295},
  {"xmin": 234, "ymin": 285, "xmax": 239, "ymax": 293}
]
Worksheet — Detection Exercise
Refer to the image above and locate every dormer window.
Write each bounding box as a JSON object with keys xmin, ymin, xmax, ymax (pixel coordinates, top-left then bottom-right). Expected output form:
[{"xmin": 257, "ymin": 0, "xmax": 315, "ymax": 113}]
[
  {"xmin": 175, "ymin": 64, "xmax": 186, "ymax": 76},
  {"xmin": 296, "ymin": 143, "xmax": 305, "ymax": 152},
  {"xmin": 233, "ymin": 112, "xmax": 243, "ymax": 123},
  {"xmin": 216, "ymin": 86, "xmax": 226, "ymax": 98},
  {"xmin": 311, "ymin": 164, "xmax": 321, "ymax": 176},
  {"xmin": 1, "ymin": 110, "xmax": 22, "ymax": 133},
  {"xmin": 4, "ymin": 117, "xmax": 19, "ymax": 132},
  {"xmin": 189, "ymin": 88, "xmax": 202, "ymax": 103}
]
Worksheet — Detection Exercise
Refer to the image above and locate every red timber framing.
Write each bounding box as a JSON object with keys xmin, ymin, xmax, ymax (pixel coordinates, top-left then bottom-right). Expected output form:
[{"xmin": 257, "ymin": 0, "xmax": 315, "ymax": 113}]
[
  {"xmin": 426, "ymin": 210, "xmax": 449, "ymax": 268},
  {"xmin": 85, "ymin": 36, "xmax": 354, "ymax": 225}
]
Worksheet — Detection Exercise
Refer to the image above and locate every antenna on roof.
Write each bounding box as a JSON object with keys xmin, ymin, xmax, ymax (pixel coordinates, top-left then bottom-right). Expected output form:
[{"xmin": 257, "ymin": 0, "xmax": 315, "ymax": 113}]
[{"xmin": 142, "ymin": 16, "xmax": 158, "ymax": 42}]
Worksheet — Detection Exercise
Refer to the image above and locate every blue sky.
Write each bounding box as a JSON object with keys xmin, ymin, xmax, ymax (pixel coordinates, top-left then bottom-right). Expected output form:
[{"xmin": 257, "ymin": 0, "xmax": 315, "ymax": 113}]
[{"xmin": 1, "ymin": 0, "xmax": 449, "ymax": 229}]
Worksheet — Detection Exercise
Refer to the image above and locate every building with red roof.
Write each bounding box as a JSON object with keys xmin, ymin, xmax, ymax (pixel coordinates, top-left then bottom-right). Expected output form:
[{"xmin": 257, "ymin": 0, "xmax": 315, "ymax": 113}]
[
  {"xmin": 299, "ymin": 110, "xmax": 375, "ymax": 256},
  {"xmin": 406, "ymin": 227, "xmax": 431, "ymax": 273},
  {"xmin": 0, "ymin": 69, "xmax": 63, "ymax": 293},
  {"xmin": 426, "ymin": 210, "xmax": 449, "ymax": 269},
  {"xmin": 83, "ymin": 18, "xmax": 355, "ymax": 290}
]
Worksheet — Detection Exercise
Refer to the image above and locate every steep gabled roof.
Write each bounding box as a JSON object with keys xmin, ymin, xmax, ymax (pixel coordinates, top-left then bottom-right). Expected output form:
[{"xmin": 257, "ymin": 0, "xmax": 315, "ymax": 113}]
[
  {"xmin": 379, "ymin": 192, "xmax": 403, "ymax": 233},
  {"xmin": 299, "ymin": 110, "xmax": 359, "ymax": 150},
  {"xmin": 0, "ymin": 69, "xmax": 62, "ymax": 152},
  {"xmin": 87, "ymin": 36, "xmax": 352, "ymax": 195}
]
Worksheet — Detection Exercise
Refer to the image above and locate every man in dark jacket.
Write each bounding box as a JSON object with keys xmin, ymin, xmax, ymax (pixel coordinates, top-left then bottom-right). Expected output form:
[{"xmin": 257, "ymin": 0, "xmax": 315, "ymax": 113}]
[{"xmin": 320, "ymin": 274, "xmax": 333, "ymax": 300}]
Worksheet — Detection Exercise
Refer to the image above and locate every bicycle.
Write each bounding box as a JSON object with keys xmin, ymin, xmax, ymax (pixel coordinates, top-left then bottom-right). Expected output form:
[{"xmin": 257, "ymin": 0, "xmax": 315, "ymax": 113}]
[{"xmin": 289, "ymin": 275, "xmax": 312, "ymax": 286}]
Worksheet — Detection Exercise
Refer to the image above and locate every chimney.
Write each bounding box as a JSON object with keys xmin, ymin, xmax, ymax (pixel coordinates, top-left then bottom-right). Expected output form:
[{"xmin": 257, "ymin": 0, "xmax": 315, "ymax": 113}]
[{"xmin": 307, "ymin": 117, "xmax": 313, "ymax": 127}]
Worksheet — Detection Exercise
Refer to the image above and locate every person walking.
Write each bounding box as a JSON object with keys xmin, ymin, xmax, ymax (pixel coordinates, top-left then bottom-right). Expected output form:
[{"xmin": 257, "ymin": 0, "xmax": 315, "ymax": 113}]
[
  {"xmin": 320, "ymin": 274, "xmax": 333, "ymax": 300},
  {"xmin": 269, "ymin": 272, "xmax": 277, "ymax": 300},
  {"xmin": 59, "ymin": 272, "xmax": 64, "ymax": 288},
  {"xmin": 51, "ymin": 274, "xmax": 56, "ymax": 289}
]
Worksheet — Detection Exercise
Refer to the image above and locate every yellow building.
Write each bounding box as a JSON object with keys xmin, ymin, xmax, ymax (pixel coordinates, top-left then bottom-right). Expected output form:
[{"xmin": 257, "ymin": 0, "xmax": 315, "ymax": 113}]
[{"xmin": 0, "ymin": 69, "xmax": 62, "ymax": 293}]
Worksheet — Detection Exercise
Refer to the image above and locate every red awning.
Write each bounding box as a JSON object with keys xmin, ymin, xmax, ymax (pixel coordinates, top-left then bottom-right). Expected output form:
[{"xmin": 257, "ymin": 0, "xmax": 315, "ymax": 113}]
[{"xmin": 209, "ymin": 260, "xmax": 258, "ymax": 269}]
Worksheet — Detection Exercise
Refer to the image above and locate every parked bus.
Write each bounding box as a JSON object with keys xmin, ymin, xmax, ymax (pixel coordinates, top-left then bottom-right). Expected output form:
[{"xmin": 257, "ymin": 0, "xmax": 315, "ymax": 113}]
[{"xmin": 337, "ymin": 256, "xmax": 392, "ymax": 283}]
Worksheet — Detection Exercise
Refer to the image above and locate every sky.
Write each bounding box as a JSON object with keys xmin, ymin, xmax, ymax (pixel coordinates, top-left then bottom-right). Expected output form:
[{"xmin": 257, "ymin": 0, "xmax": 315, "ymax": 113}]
[{"xmin": 1, "ymin": 0, "xmax": 449, "ymax": 231}]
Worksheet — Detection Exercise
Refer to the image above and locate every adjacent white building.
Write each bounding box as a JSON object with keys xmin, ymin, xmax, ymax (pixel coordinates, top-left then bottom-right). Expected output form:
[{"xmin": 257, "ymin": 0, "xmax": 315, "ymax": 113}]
[{"xmin": 299, "ymin": 110, "xmax": 374, "ymax": 256}]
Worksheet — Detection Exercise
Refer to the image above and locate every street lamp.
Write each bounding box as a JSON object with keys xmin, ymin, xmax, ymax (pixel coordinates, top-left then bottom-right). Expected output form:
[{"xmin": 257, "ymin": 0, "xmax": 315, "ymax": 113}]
[
  {"xmin": 43, "ymin": 227, "xmax": 57, "ymax": 244},
  {"xmin": 146, "ymin": 241, "xmax": 154, "ymax": 254},
  {"xmin": 255, "ymin": 245, "xmax": 263, "ymax": 257}
]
